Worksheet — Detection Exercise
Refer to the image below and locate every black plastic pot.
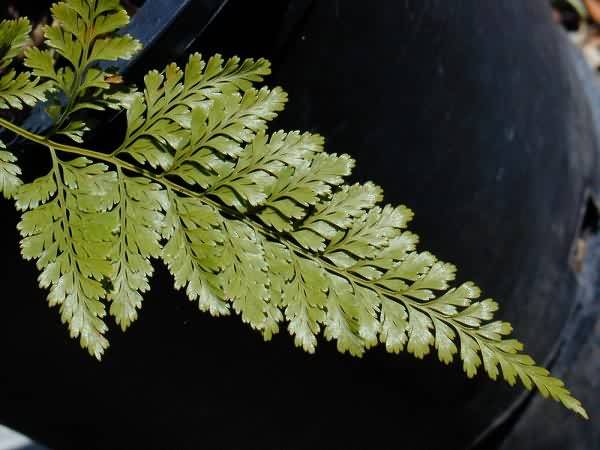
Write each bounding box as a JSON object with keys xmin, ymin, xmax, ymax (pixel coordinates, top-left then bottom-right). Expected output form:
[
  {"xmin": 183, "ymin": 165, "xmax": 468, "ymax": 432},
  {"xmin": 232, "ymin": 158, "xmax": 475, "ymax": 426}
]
[{"xmin": 0, "ymin": 1, "xmax": 598, "ymax": 449}]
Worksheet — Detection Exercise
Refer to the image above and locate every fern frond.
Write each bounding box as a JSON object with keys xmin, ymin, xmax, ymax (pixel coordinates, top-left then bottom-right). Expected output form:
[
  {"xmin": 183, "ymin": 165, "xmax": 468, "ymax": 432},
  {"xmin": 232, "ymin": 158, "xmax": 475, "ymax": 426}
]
[
  {"xmin": 220, "ymin": 219, "xmax": 272, "ymax": 328},
  {"xmin": 131, "ymin": 58, "xmax": 583, "ymax": 416},
  {"xmin": 267, "ymin": 242, "xmax": 327, "ymax": 352},
  {"xmin": 0, "ymin": 140, "xmax": 22, "ymax": 199},
  {"xmin": 15, "ymin": 153, "xmax": 118, "ymax": 358},
  {"xmin": 162, "ymin": 189, "xmax": 228, "ymax": 315},
  {"xmin": 0, "ymin": 18, "xmax": 55, "ymax": 113},
  {"xmin": 0, "ymin": 17, "xmax": 30, "ymax": 69},
  {"xmin": 0, "ymin": 2, "xmax": 587, "ymax": 419},
  {"xmin": 45, "ymin": 0, "xmax": 140, "ymax": 69},
  {"xmin": 107, "ymin": 169, "xmax": 167, "ymax": 330},
  {"xmin": 0, "ymin": 18, "xmax": 52, "ymax": 200},
  {"xmin": 117, "ymin": 54, "xmax": 285, "ymax": 173},
  {"xmin": 24, "ymin": 0, "xmax": 141, "ymax": 136},
  {"xmin": 0, "ymin": 69, "xmax": 54, "ymax": 110}
]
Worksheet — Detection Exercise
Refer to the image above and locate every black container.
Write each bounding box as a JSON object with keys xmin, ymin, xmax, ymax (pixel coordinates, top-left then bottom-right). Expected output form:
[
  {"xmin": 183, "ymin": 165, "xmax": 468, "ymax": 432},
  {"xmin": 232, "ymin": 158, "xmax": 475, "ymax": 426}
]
[{"xmin": 0, "ymin": 1, "xmax": 597, "ymax": 449}]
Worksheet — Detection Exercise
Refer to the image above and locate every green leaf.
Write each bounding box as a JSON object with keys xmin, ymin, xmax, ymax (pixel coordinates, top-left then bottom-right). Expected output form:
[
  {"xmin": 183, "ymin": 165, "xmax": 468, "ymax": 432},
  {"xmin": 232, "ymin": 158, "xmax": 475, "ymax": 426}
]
[
  {"xmin": 206, "ymin": 130, "xmax": 325, "ymax": 212},
  {"xmin": 30, "ymin": 0, "xmax": 141, "ymax": 141},
  {"xmin": 14, "ymin": 172, "xmax": 56, "ymax": 210},
  {"xmin": 220, "ymin": 220, "xmax": 271, "ymax": 330},
  {"xmin": 323, "ymin": 205, "xmax": 411, "ymax": 263},
  {"xmin": 162, "ymin": 190, "xmax": 228, "ymax": 315},
  {"xmin": 187, "ymin": 53, "xmax": 272, "ymax": 95},
  {"xmin": 262, "ymin": 241, "xmax": 289, "ymax": 339},
  {"xmin": 281, "ymin": 251, "xmax": 327, "ymax": 353},
  {"xmin": 427, "ymin": 281, "xmax": 481, "ymax": 315},
  {"xmin": 293, "ymin": 182, "xmax": 381, "ymax": 251},
  {"xmin": 205, "ymin": 132, "xmax": 277, "ymax": 210},
  {"xmin": 119, "ymin": 54, "xmax": 286, "ymax": 174},
  {"xmin": 0, "ymin": 17, "xmax": 31, "ymax": 69},
  {"xmin": 380, "ymin": 298, "xmax": 408, "ymax": 353},
  {"xmin": 23, "ymin": 48, "xmax": 58, "ymax": 81},
  {"xmin": 55, "ymin": 120, "xmax": 90, "ymax": 143},
  {"xmin": 459, "ymin": 331, "xmax": 483, "ymax": 378},
  {"xmin": 324, "ymin": 274, "xmax": 366, "ymax": 356},
  {"xmin": 108, "ymin": 171, "xmax": 167, "ymax": 330},
  {"xmin": 303, "ymin": 183, "xmax": 382, "ymax": 236},
  {"xmin": 405, "ymin": 306, "xmax": 435, "ymax": 359},
  {"xmin": 432, "ymin": 318, "xmax": 457, "ymax": 364},
  {"xmin": 88, "ymin": 35, "xmax": 141, "ymax": 64},
  {"xmin": 47, "ymin": 0, "xmax": 140, "ymax": 69},
  {"xmin": 15, "ymin": 152, "xmax": 118, "ymax": 359},
  {"xmin": 44, "ymin": 26, "xmax": 82, "ymax": 67},
  {"xmin": 0, "ymin": 140, "xmax": 22, "ymax": 199},
  {"xmin": 0, "ymin": 20, "xmax": 54, "ymax": 111}
]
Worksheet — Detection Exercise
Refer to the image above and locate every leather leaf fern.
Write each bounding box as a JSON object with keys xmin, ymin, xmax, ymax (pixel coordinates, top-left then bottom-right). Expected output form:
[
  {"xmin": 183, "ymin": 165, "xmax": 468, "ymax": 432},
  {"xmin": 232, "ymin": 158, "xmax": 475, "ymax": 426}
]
[{"xmin": 0, "ymin": 0, "xmax": 587, "ymax": 419}]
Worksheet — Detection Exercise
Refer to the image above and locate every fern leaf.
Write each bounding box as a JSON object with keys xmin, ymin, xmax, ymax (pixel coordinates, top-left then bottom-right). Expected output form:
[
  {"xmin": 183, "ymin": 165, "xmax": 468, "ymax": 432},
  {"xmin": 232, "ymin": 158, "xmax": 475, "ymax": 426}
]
[
  {"xmin": 22, "ymin": 48, "xmax": 57, "ymax": 80},
  {"xmin": 380, "ymin": 298, "xmax": 409, "ymax": 353},
  {"xmin": 107, "ymin": 170, "xmax": 167, "ymax": 330},
  {"xmin": 119, "ymin": 72, "xmax": 585, "ymax": 416},
  {"xmin": 187, "ymin": 53, "xmax": 272, "ymax": 95},
  {"xmin": 25, "ymin": 0, "xmax": 141, "ymax": 137},
  {"xmin": 0, "ymin": 0, "xmax": 586, "ymax": 417},
  {"xmin": 47, "ymin": 0, "xmax": 140, "ymax": 69},
  {"xmin": 255, "ymin": 153, "xmax": 356, "ymax": 248},
  {"xmin": 117, "ymin": 53, "xmax": 285, "ymax": 176},
  {"xmin": 162, "ymin": 189, "xmax": 229, "ymax": 315},
  {"xmin": 0, "ymin": 18, "xmax": 55, "ymax": 112},
  {"xmin": 261, "ymin": 241, "xmax": 288, "ymax": 339},
  {"xmin": 324, "ymin": 274, "xmax": 367, "ymax": 356},
  {"xmin": 293, "ymin": 182, "xmax": 382, "ymax": 251},
  {"xmin": 280, "ymin": 247, "xmax": 328, "ymax": 353},
  {"xmin": 15, "ymin": 152, "xmax": 118, "ymax": 359},
  {"xmin": 322, "ymin": 205, "xmax": 411, "ymax": 267},
  {"xmin": 141, "ymin": 90, "xmax": 587, "ymax": 416},
  {"xmin": 0, "ymin": 140, "xmax": 22, "ymax": 199},
  {"xmin": 220, "ymin": 219, "xmax": 271, "ymax": 329},
  {"xmin": 88, "ymin": 35, "xmax": 140, "ymax": 64},
  {"xmin": 0, "ymin": 17, "xmax": 31, "ymax": 69},
  {"xmin": 0, "ymin": 69, "xmax": 53, "ymax": 110},
  {"xmin": 255, "ymin": 132, "xmax": 325, "ymax": 231},
  {"xmin": 43, "ymin": 27, "xmax": 81, "ymax": 68},
  {"xmin": 205, "ymin": 132, "xmax": 279, "ymax": 210},
  {"xmin": 55, "ymin": 119, "xmax": 90, "ymax": 143}
]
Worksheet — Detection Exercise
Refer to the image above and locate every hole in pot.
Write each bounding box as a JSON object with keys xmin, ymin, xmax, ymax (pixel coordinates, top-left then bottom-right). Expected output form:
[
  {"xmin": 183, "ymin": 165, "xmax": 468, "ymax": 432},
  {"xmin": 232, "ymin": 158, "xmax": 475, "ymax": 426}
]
[
  {"xmin": 572, "ymin": 195, "xmax": 600, "ymax": 273},
  {"xmin": 552, "ymin": 0, "xmax": 583, "ymax": 31}
]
